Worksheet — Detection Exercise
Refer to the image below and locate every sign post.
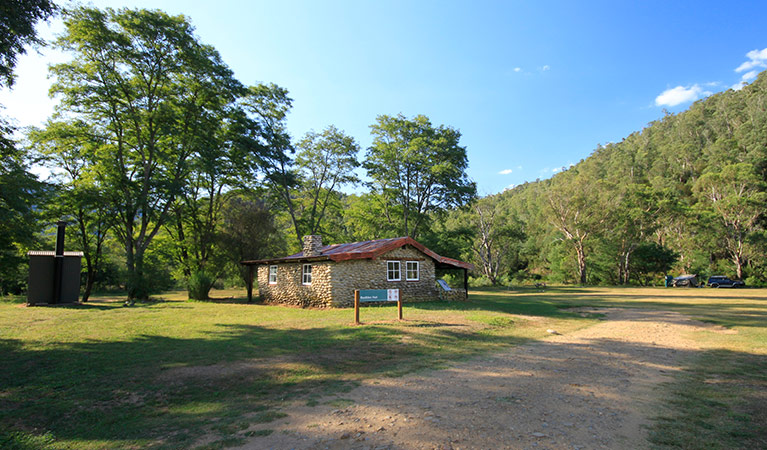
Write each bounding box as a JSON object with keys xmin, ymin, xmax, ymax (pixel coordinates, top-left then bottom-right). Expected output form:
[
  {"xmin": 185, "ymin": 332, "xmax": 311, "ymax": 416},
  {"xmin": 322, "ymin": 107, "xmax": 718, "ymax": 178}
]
[
  {"xmin": 354, "ymin": 290, "xmax": 360, "ymax": 324},
  {"xmin": 354, "ymin": 289, "xmax": 401, "ymax": 324}
]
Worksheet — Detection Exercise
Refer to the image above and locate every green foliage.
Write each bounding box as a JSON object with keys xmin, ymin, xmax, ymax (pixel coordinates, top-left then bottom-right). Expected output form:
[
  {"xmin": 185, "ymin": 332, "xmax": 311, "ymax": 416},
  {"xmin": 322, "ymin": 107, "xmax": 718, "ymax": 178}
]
[
  {"xmin": 293, "ymin": 125, "xmax": 360, "ymax": 239},
  {"xmin": 219, "ymin": 194, "xmax": 285, "ymax": 299},
  {"xmin": 7, "ymin": 4, "xmax": 767, "ymax": 296},
  {"xmin": 631, "ymin": 243, "xmax": 678, "ymax": 285},
  {"xmin": 44, "ymin": 6, "xmax": 292, "ymax": 301},
  {"xmin": 0, "ymin": 142, "xmax": 48, "ymax": 294},
  {"xmin": 28, "ymin": 120, "xmax": 113, "ymax": 301},
  {"xmin": 364, "ymin": 114, "xmax": 476, "ymax": 238},
  {"xmin": 0, "ymin": 0, "xmax": 54, "ymax": 291},
  {"xmin": 693, "ymin": 163, "xmax": 767, "ymax": 279},
  {"xmin": 0, "ymin": 0, "xmax": 56, "ymax": 88},
  {"xmin": 490, "ymin": 72, "xmax": 767, "ymax": 285},
  {"xmin": 187, "ymin": 269, "xmax": 214, "ymax": 300}
]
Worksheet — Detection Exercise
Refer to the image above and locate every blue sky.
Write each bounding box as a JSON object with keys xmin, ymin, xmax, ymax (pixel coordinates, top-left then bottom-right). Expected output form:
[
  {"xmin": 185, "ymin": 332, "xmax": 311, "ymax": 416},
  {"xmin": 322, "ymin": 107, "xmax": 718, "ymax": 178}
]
[{"xmin": 2, "ymin": 0, "xmax": 766, "ymax": 194}]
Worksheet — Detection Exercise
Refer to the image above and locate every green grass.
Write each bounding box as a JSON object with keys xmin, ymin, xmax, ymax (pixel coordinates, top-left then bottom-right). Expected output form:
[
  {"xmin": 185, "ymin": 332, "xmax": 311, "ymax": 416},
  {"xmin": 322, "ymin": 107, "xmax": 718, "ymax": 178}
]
[
  {"xmin": 0, "ymin": 286, "xmax": 764, "ymax": 449},
  {"xmin": 648, "ymin": 350, "xmax": 767, "ymax": 449}
]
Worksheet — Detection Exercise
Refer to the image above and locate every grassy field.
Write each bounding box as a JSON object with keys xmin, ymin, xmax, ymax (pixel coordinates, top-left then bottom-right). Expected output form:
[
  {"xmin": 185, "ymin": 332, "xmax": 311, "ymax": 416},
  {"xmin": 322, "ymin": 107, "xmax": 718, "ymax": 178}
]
[{"xmin": 0, "ymin": 286, "xmax": 764, "ymax": 449}]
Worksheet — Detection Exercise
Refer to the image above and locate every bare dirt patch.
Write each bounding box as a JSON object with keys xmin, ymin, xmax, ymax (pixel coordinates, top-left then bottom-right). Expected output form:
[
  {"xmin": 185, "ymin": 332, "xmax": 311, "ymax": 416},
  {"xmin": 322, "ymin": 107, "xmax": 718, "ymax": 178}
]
[{"xmin": 228, "ymin": 308, "xmax": 721, "ymax": 449}]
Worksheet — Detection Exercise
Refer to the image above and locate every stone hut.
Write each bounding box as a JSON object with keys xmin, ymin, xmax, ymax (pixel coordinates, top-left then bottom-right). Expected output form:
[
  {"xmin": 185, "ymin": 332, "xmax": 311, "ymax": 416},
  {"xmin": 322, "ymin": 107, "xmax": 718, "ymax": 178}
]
[{"xmin": 241, "ymin": 236, "xmax": 473, "ymax": 307}]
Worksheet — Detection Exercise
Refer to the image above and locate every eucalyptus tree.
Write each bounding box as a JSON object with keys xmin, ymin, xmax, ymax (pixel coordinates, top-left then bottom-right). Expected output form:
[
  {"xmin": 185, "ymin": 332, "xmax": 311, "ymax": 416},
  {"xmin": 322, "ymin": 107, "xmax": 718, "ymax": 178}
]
[
  {"xmin": 238, "ymin": 84, "xmax": 302, "ymax": 247},
  {"xmin": 364, "ymin": 114, "xmax": 476, "ymax": 239},
  {"xmin": 50, "ymin": 7, "xmax": 243, "ymax": 300},
  {"xmin": 166, "ymin": 85, "xmax": 292, "ymax": 300},
  {"xmin": 694, "ymin": 163, "xmax": 766, "ymax": 279},
  {"xmin": 294, "ymin": 125, "xmax": 360, "ymax": 239},
  {"xmin": 469, "ymin": 195, "xmax": 525, "ymax": 285},
  {"xmin": 544, "ymin": 164, "xmax": 612, "ymax": 284}
]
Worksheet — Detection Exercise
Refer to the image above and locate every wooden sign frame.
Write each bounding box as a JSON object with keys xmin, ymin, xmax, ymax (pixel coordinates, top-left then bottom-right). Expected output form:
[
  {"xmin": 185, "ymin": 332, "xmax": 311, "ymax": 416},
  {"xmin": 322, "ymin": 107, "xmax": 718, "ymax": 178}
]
[{"xmin": 354, "ymin": 289, "xmax": 402, "ymax": 324}]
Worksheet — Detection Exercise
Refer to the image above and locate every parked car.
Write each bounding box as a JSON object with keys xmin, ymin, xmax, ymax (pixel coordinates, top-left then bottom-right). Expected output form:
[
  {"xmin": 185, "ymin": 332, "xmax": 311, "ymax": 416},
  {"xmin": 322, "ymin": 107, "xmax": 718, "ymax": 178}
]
[
  {"xmin": 672, "ymin": 274, "xmax": 699, "ymax": 287},
  {"xmin": 706, "ymin": 276, "xmax": 745, "ymax": 288}
]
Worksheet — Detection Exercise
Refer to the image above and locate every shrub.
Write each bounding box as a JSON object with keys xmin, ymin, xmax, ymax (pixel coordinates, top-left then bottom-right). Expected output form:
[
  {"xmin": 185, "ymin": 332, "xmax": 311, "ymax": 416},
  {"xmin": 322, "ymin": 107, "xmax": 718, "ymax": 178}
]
[{"xmin": 187, "ymin": 270, "xmax": 214, "ymax": 300}]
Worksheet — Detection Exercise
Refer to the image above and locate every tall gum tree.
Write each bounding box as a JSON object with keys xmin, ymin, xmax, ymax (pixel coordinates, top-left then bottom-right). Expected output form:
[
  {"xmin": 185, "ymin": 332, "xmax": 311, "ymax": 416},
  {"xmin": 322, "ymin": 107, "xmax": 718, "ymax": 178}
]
[
  {"xmin": 364, "ymin": 114, "xmax": 476, "ymax": 239},
  {"xmin": 294, "ymin": 125, "xmax": 359, "ymax": 240},
  {"xmin": 545, "ymin": 165, "xmax": 611, "ymax": 284},
  {"xmin": 694, "ymin": 163, "xmax": 766, "ymax": 279},
  {"xmin": 49, "ymin": 7, "xmax": 241, "ymax": 300}
]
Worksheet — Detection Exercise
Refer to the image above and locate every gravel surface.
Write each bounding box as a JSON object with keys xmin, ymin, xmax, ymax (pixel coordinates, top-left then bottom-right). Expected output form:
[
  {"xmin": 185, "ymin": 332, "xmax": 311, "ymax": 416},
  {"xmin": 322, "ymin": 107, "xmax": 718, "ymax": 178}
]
[{"xmin": 232, "ymin": 308, "xmax": 722, "ymax": 450}]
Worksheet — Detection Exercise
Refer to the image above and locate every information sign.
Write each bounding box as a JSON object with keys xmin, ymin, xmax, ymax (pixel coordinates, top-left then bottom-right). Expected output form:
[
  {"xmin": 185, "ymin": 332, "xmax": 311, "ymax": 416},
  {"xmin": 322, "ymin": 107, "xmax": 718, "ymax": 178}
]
[
  {"xmin": 354, "ymin": 289, "xmax": 402, "ymax": 324},
  {"xmin": 437, "ymin": 279, "xmax": 452, "ymax": 292},
  {"xmin": 359, "ymin": 289, "xmax": 399, "ymax": 302}
]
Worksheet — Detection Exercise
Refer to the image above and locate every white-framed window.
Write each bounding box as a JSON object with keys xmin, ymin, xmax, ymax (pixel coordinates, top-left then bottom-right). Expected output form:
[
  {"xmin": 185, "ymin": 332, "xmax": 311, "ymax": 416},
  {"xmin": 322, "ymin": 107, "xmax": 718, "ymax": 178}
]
[
  {"xmin": 406, "ymin": 261, "xmax": 419, "ymax": 281},
  {"xmin": 387, "ymin": 261, "xmax": 401, "ymax": 281},
  {"xmin": 302, "ymin": 264, "xmax": 312, "ymax": 285},
  {"xmin": 268, "ymin": 265, "xmax": 278, "ymax": 284}
]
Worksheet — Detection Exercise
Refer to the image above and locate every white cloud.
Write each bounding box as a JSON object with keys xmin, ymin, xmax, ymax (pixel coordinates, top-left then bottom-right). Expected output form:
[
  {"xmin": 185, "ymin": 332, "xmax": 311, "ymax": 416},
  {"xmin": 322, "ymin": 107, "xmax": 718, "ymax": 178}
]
[
  {"xmin": 655, "ymin": 48, "xmax": 765, "ymax": 107},
  {"xmin": 735, "ymin": 48, "xmax": 767, "ymax": 73},
  {"xmin": 655, "ymin": 84, "xmax": 712, "ymax": 107},
  {"xmin": 541, "ymin": 65, "xmax": 550, "ymax": 71},
  {"xmin": 732, "ymin": 48, "xmax": 767, "ymax": 89},
  {"xmin": 498, "ymin": 168, "xmax": 513, "ymax": 175},
  {"xmin": 504, "ymin": 184, "xmax": 517, "ymax": 191},
  {"xmin": 516, "ymin": 165, "xmax": 522, "ymax": 169},
  {"xmin": 513, "ymin": 67, "xmax": 521, "ymax": 72},
  {"xmin": 552, "ymin": 167, "xmax": 560, "ymax": 173},
  {"xmin": 742, "ymin": 70, "xmax": 759, "ymax": 81}
]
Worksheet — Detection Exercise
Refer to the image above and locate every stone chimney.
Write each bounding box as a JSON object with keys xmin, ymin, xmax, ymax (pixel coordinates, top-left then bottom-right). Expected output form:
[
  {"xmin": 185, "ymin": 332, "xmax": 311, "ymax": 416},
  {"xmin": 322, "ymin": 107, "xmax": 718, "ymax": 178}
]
[{"xmin": 302, "ymin": 235, "xmax": 323, "ymax": 257}]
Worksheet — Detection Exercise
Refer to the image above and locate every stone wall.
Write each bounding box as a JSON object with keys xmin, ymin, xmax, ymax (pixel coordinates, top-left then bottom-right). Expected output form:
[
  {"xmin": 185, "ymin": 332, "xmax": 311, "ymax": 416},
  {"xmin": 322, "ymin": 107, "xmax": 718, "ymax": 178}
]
[
  {"xmin": 329, "ymin": 246, "xmax": 438, "ymax": 307},
  {"xmin": 257, "ymin": 245, "xmax": 442, "ymax": 308},
  {"xmin": 440, "ymin": 288, "xmax": 468, "ymax": 302},
  {"xmin": 257, "ymin": 261, "xmax": 333, "ymax": 307}
]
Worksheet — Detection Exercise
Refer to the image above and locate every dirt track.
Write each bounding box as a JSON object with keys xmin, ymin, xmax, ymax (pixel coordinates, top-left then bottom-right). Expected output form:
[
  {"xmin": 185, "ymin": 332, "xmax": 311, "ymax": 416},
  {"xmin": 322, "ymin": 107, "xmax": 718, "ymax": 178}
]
[{"xmin": 233, "ymin": 308, "xmax": 723, "ymax": 449}]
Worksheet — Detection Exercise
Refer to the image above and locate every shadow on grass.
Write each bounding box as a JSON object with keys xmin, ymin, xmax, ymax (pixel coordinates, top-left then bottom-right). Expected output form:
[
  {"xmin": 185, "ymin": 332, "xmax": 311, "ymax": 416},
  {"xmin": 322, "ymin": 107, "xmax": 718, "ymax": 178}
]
[
  {"xmin": 0, "ymin": 318, "xmax": 530, "ymax": 449},
  {"xmin": 649, "ymin": 349, "xmax": 767, "ymax": 449},
  {"xmin": 2, "ymin": 286, "xmax": 765, "ymax": 449}
]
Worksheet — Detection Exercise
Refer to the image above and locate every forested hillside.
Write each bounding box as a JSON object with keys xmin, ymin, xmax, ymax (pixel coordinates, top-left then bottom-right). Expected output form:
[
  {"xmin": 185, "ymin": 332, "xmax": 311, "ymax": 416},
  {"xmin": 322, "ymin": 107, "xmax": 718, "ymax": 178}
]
[{"xmin": 442, "ymin": 72, "xmax": 767, "ymax": 286}]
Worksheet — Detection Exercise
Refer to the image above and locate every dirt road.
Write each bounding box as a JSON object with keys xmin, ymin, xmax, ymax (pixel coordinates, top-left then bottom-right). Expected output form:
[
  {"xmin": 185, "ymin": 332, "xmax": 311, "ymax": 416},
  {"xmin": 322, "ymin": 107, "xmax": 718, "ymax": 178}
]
[{"xmin": 234, "ymin": 308, "xmax": 723, "ymax": 449}]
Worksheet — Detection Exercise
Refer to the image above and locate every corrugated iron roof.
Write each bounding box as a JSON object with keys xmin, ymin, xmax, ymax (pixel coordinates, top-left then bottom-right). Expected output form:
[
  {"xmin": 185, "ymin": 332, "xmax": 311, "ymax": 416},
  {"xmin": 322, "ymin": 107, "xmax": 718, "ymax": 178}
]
[
  {"xmin": 242, "ymin": 236, "xmax": 473, "ymax": 270},
  {"xmin": 27, "ymin": 251, "xmax": 84, "ymax": 256}
]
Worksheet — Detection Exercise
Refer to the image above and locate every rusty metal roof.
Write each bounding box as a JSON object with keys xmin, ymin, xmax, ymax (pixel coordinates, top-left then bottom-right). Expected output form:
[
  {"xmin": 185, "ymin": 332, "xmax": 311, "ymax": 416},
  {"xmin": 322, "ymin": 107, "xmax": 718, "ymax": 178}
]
[
  {"xmin": 27, "ymin": 251, "xmax": 84, "ymax": 257},
  {"xmin": 242, "ymin": 236, "xmax": 473, "ymax": 270}
]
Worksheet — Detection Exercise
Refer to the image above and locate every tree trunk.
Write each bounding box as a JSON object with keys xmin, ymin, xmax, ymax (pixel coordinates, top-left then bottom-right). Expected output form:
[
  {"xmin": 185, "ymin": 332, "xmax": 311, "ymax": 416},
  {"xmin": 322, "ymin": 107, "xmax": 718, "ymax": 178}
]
[
  {"xmin": 82, "ymin": 246, "xmax": 94, "ymax": 302},
  {"xmin": 576, "ymin": 243, "xmax": 587, "ymax": 284},
  {"xmin": 82, "ymin": 270, "xmax": 95, "ymax": 303},
  {"xmin": 126, "ymin": 246, "xmax": 150, "ymax": 301},
  {"xmin": 622, "ymin": 251, "xmax": 631, "ymax": 285},
  {"xmin": 176, "ymin": 211, "xmax": 191, "ymax": 277},
  {"xmin": 734, "ymin": 255, "xmax": 744, "ymax": 280}
]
